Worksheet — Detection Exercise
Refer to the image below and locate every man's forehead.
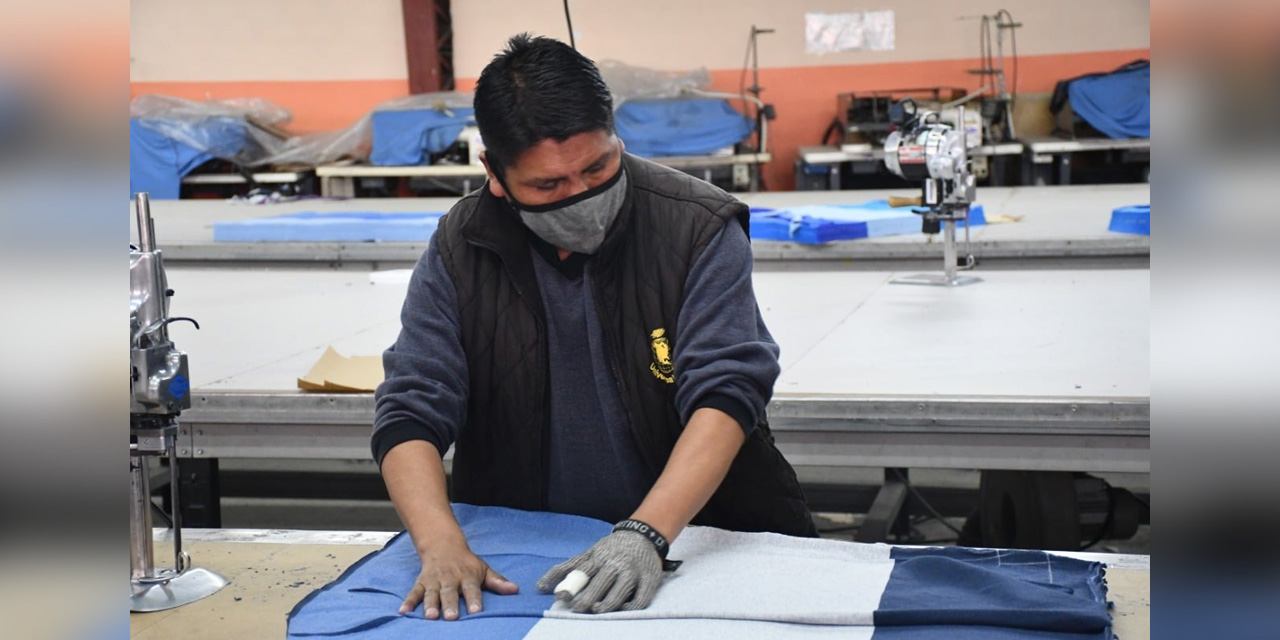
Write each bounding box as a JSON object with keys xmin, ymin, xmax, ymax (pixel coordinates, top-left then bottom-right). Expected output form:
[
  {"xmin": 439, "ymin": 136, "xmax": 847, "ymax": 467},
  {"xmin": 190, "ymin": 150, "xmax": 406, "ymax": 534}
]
[{"xmin": 510, "ymin": 130, "xmax": 616, "ymax": 178}]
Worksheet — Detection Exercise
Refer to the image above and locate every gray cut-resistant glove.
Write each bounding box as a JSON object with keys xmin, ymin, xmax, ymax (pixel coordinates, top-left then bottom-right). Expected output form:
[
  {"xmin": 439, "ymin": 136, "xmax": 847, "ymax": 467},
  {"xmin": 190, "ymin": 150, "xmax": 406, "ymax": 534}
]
[{"xmin": 536, "ymin": 521, "xmax": 677, "ymax": 614}]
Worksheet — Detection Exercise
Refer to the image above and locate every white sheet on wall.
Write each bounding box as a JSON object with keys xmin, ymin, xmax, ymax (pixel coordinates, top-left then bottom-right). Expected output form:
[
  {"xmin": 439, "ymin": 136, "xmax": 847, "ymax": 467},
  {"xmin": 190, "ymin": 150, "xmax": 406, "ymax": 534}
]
[{"xmin": 805, "ymin": 11, "xmax": 896, "ymax": 54}]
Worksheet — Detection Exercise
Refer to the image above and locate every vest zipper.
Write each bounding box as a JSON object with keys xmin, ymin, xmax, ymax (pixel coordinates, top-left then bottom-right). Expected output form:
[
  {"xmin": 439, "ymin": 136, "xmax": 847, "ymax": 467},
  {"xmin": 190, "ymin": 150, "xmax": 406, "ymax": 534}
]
[
  {"xmin": 466, "ymin": 238, "xmax": 553, "ymax": 511},
  {"xmin": 587, "ymin": 269, "xmax": 661, "ymax": 478}
]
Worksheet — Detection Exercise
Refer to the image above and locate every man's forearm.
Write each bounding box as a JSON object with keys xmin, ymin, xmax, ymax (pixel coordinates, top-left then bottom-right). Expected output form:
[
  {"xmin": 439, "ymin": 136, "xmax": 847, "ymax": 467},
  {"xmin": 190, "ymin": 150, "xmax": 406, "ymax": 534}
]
[
  {"xmin": 629, "ymin": 407, "xmax": 746, "ymax": 542},
  {"xmin": 382, "ymin": 440, "xmax": 467, "ymax": 554}
]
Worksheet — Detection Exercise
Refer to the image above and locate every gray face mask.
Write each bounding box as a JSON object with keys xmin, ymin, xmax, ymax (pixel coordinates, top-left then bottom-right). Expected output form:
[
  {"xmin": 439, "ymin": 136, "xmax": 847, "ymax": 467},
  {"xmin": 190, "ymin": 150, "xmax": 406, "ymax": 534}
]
[{"xmin": 504, "ymin": 165, "xmax": 627, "ymax": 255}]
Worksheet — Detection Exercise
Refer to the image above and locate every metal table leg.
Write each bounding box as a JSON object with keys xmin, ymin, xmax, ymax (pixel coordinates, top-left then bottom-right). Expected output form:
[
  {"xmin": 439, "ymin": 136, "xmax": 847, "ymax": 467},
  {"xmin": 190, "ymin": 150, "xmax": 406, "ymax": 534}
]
[
  {"xmin": 855, "ymin": 468, "xmax": 911, "ymax": 542},
  {"xmin": 1056, "ymin": 153, "xmax": 1072, "ymax": 185}
]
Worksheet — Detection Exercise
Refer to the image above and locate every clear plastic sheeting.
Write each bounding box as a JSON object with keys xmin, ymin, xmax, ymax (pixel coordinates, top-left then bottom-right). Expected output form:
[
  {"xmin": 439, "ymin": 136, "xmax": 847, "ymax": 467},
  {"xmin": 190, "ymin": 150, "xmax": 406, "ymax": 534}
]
[
  {"xmin": 260, "ymin": 118, "xmax": 374, "ymax": 168},
  {"xmin": 805, "ymin": 11, "xmax": 896, "ymax": 54},
  {"xmin": 129, "ymin": 94, "xmax": 292, "ymax": 128},
  {"xmin": 373, "ymin": 92, "xmax": 474, "ymax": 113},
  {"xmin": 598, "ymin": 60, "xmax": 712, "ymax": 105},
  {"xmin": 271, "ymin": 92, "xmax": 476, "ymax": 166},
  {"xmin": 130, "ymin": 95, "xmax": 293, "ymax": 167},
  {"xmin": 131, "ymin": 73, "xmax": 724, "ymax": 169},
  {"xmin": 129, "ymin": 93, "xmax": 477, "ymax": 168}
]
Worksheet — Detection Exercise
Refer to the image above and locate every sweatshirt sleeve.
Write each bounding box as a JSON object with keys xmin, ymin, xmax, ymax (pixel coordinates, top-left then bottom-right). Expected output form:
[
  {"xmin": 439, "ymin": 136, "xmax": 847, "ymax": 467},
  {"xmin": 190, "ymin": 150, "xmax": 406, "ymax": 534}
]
[
  {"xmin": 371, "ymin": 232, "xmax": 468, "ymax": 464},
  {"xmin": 673, "ymin": 219, "xmax": 781, "ymax": 434}
]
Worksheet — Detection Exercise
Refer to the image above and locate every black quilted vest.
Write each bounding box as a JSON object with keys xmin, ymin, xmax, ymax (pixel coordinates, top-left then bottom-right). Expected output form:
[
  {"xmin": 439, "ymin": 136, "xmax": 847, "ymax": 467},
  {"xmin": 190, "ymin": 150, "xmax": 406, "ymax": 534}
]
[{"xmin": 435, "ymin": 154, "xmax": 815, "ymax": 536}]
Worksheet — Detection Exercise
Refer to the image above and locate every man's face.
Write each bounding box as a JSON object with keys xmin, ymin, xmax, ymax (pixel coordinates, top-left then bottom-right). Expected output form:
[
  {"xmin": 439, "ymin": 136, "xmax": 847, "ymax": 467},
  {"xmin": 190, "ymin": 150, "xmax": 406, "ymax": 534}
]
[{"xmin": 483, "ymin": 129, "xmax": 623, "ymax": 207}]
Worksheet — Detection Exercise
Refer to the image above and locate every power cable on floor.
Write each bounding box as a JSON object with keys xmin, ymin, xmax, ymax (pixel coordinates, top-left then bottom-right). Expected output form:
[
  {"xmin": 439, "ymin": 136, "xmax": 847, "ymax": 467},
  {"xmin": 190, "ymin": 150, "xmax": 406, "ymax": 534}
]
[{"xmin": 892, "ymin": 468, "xmax": 965, "ymax": 537}]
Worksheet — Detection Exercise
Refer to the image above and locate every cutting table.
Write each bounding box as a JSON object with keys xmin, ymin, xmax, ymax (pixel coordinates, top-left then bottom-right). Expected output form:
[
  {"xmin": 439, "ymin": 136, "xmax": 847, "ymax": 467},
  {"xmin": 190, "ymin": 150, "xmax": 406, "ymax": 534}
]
[
  {"xmin": 132, "ymin": 184, "xmax": 1149, "ymax": 269},
  {"xmin": 126, "ymin": 528, "xmax": 1150, "ymax": 640},
  {"xmin": 165, "ymin": 266, "xmax": 1148, "ymax": 475}
]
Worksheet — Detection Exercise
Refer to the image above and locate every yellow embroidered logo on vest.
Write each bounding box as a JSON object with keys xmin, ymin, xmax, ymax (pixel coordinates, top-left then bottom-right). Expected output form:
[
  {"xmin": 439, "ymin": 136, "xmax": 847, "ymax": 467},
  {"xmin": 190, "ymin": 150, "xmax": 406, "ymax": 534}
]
[{"xmin": 649, "ymin": 328, "xmax": 675, "ymax": 384}]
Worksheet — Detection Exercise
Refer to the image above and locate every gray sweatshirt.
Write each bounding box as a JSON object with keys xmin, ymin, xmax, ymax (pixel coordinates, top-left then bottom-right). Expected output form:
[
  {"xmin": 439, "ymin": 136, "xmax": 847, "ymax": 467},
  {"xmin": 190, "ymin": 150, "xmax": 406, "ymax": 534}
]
[{"xmin": 373, "ymin": 219, "xmax": 780, "ymax": 523}]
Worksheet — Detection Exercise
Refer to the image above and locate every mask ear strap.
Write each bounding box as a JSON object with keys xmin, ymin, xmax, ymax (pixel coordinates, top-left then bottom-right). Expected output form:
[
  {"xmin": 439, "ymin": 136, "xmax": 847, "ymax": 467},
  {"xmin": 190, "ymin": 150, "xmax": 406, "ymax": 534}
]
[{"xmin": 489, "ymin": 164, "xmax": 523, "ymax": 212}]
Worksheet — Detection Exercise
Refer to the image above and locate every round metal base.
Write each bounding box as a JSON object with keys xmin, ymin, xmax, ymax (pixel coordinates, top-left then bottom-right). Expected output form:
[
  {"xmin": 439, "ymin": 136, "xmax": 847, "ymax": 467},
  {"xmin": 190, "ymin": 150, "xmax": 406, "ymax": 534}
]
[
  {"xmin": 130, "ymin": 567, "xmax": 228, "ymax": 612},
  {"xmin": 890, "ymin": 273, "xmax": 983, "ymax": 287}
]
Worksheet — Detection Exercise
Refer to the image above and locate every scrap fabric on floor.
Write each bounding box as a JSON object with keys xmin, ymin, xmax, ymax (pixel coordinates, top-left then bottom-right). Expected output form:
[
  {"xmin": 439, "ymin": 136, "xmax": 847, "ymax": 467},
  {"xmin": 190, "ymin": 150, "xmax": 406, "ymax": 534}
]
[{"xmin": 287, "ymin": 505, "xmax": 1111, "ymax": 640}]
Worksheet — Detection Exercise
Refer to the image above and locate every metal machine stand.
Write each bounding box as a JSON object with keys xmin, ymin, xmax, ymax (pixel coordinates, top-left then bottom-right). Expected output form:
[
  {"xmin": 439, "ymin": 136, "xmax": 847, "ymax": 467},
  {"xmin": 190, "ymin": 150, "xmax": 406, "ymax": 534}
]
[
  {"xmin": 130, "ymin": 192, "xmax": 227, "ymax": 612},
  {"xmin": 890, "ymin": 206, "xmax": 981, "ymax": 287},
  {"xmin": 882, "ymin": 103, "xmax": 982, "ymax": 287}
]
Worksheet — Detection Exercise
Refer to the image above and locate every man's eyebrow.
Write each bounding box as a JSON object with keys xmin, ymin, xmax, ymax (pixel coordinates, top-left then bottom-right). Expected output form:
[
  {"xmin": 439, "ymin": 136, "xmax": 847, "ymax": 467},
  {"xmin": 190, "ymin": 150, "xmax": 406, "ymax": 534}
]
[
  {"xmin": 521, "ymin": 175, "xmax": 564, "ymax": 187},
  {"xmin": 584, "ymin": 149, "xmax": 611, "ymax": 170},
  {"xmin": 519, "ymin": 149, "xmax": 614, "ymax": 186}
]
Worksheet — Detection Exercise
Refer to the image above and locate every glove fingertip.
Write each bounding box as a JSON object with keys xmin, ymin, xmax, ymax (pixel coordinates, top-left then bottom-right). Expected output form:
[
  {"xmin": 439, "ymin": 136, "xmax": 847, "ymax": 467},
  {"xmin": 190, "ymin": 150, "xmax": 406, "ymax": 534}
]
[{"xmin": 535, "ymin": 562, "xmax": 575, "ymax": 592}]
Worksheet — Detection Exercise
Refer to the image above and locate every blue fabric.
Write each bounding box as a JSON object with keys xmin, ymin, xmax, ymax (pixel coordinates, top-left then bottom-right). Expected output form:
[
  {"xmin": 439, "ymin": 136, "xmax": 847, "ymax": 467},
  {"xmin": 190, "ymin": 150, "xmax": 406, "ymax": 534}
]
[
  {"xmin": 130, "ymin": 118, "xmax": 246, "ymax": 199},
  {"xmin": 1066, "ymin": 62, "xmax": 1150, "ymax": 138},
  {"xmin": 873, "ymin": 626, "xmax": 1109, "ymax": 640},
  {"xmin": 290, "ymin": 506, "xmax": 1114, "ymax": 640},
  {"xmin": 615, "ymin": 99, "xmax": 753, "ymax": 157},
  {"xmin": 286, "ymin": 504, "xmax": 611, "ymax": 639},
  {"xmin": 877, "ymin": 547, "xmax": 1111, "ymax": 639},
  {"xmin": 750, "ymin": 201, "xmax": 986, "ymax": 244},
  {"xmin": 371, "ymin": 108, "xmax": 475, "ymax": 166},
  {"xmin": 213, "ymin": 211, "xmax": 444, "ymax": 242},
  {"xmin": 1109, "ymin": 204, "xmax": 1150, "ymax": 235}
]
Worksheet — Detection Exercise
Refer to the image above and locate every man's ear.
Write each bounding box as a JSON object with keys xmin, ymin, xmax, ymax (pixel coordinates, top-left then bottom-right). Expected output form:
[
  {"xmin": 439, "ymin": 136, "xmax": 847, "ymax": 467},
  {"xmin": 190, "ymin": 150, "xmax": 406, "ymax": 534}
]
[{"xmin": 479, "ymin": 151, "xmax": 505, "ymax": 199}]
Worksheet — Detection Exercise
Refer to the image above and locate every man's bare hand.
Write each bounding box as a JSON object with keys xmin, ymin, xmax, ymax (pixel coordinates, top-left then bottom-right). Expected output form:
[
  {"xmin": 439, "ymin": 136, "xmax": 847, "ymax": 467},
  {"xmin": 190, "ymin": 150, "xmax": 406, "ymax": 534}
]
[{"xmin": 400, "ymin": 540, "xmax": 518, "ymax": 620}]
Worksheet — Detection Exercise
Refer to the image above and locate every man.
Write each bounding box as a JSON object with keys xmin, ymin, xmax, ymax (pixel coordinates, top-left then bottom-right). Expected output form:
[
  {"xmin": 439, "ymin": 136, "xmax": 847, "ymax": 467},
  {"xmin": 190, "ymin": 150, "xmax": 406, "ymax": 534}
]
[{"xmin": 373, "ymin": 33, "xmax": 814, "ymax": 622}]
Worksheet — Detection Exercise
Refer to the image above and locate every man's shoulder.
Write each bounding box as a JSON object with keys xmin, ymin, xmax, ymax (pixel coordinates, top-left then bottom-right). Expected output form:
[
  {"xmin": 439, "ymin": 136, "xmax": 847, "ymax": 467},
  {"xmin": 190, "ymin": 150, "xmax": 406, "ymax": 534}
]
[{"xmin": 438, "ymin": 190, "xmax": 485, "ymax": 236}]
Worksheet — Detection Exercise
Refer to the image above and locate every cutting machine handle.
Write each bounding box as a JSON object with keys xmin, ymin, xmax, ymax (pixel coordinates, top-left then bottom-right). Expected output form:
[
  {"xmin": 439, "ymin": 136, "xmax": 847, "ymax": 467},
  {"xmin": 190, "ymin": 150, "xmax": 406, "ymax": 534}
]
[{"xmin": 888, "ymin": 195, "xmax": 924, "ymax": 208}]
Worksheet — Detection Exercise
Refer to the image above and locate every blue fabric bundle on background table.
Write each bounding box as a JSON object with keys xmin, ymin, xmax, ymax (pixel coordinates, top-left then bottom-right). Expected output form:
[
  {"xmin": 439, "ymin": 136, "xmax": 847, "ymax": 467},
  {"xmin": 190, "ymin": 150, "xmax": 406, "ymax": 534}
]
[
  {"xmin": 614, "ymin": 98, "xmax": 754, "ymax": 157},
  {"xmin": 1063, "ymin": 61, "xmax": 1150, "ymax": 139},
  {"xmin": 370, "ymin": 108, "xmax": 476, "ymax": 166},
  {"xmin": 129, "ymin": 117, "xmax": 248, "ymax": 199},
  {"xmin": 288, "ymin": 505, "xmax": 1111, "ymax": 640}
]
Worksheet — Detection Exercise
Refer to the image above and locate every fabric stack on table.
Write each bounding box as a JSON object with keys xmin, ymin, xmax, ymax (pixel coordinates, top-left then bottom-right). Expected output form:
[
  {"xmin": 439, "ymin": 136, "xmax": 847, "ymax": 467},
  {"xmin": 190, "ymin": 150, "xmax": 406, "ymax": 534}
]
[
  {"xmin": 1108, "ymin": 205, "xmax": 1150, "ymax": 236},
  {"xmin": 209, "ymin": 200, "xmax": 990, "ymax": 246},
  {"xmin": 213, "ymin": 212, "xmax": 445, "ymax": 243},
  {"xmin": 288, "ymin": 505, "xmax": 1111, "ymax": 640},
  {"xmin": 750, "ymin": 201, "xmax": 987, "ymax": 244}
]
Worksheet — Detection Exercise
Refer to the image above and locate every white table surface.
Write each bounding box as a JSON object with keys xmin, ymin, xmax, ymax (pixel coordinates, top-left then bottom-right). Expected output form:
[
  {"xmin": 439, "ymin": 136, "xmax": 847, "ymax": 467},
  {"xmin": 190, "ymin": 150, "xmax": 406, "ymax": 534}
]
[{"xmin": 168, "ymin": 267, "xmax": 1148, "ymax": 400}]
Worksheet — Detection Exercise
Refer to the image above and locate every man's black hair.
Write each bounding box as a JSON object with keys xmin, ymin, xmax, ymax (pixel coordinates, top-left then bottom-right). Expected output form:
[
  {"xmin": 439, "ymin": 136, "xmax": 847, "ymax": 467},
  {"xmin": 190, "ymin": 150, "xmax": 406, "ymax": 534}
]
[{"xmin": 473, "ymin": 33, "xmax": 615, "ymax": 172}]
